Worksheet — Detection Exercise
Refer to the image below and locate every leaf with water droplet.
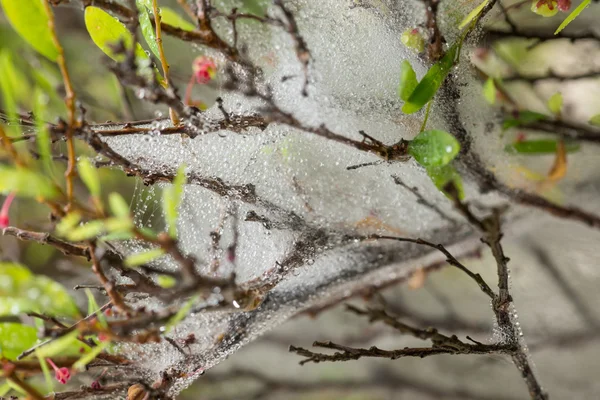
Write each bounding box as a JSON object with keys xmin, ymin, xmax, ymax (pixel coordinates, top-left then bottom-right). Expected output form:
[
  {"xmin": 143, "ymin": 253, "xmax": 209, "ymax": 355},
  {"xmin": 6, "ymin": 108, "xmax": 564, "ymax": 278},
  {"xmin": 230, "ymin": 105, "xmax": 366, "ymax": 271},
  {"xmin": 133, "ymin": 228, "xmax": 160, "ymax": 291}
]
[{"xmin": 408, "ymin": 129, "xmax": 460, "ymax": 167}]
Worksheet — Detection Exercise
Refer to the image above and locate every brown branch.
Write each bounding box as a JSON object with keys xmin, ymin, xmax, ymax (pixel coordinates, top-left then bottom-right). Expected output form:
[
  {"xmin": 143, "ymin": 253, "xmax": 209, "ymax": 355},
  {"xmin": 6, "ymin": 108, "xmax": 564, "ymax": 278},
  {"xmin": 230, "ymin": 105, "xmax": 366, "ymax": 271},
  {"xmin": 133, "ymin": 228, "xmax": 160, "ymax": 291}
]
[{"xmin": 2, "ymin": 226, "xmax": 91, "ymax": 259}]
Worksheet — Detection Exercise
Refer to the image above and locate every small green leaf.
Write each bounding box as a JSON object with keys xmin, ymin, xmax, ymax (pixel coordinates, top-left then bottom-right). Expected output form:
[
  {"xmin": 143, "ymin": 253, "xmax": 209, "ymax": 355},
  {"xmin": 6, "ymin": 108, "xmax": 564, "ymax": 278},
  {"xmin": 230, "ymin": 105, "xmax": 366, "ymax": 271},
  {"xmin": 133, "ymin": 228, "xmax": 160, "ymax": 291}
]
[
  {"xmin": 85, "ymin": 289, "xmax": 107, "ymax": 329},
  {"xmin": 0, "ymin": 323, "xmax": 38, "ymax": 360},
  {"xmin": 99, "ymin": 231, "xmax": 135, "ymax": 242},
  {"xmin": 398, "ymin": 60, "xmax": 418, "ymax": 102},
  {"xmin": 124, "ymin": 248, "xmax": 165, "ymax": 267},
  {"xmin": 33, "ymin": 87, "xmax": 53, "ymax": 175},
  {"xmin": 555, "ymin": 0, "xmax": 591, "ymax": 34},
  {"xmin": 426, "ymin": 164, "xmax": 465, "ymax": 200},
  {"xmin": 0, "ymin": 166, "xmax": 58, "ymax": 199},
  {"xmin": 165, "ymin": 295, "xmax": 198, "ymax": 333},
  {"xmin": 157, "ymin": 275, "xmax": 176, "ymax": 289},
  {"xmin": 502, "ymin": 110, "xmax": 548, "ymax": 130},
  {"xmin": 78, "ymin": 158, "xmax": 101, "ymax": 197},
  {"xmin": 55, "ymin": 212, "xmax": 82, "ymax": 237},
  {"xmin": 0, "ymin": 49, "xmax": 22, "ymax": 137},
  {"xmin": 459, "ymin": 0, "xmax": 490, "ymax": 29},
  {"xmin": 84, "ymin": 6, "xmax": 149, "ymax": 62},
  {"xmin": 0, "ymin": 0, "xmax": 59, "ymax": 61},
  {"xmin": 589, "ymin": 114, "xmax": 600, "ymax": 127},
  {"xmin": 137, "ymin": 3, "xmax": 161, "ymax": 58},
  {"xmin": 547, "ymin": 92, "xmax": 563, "ymax": 116},
  {"xmin": 402, "ymin": 44, "xmax": 459, "ymax": 114},
  {"xmin": 408, "ymin": 129, "xmax": 460, "ymax": 167},
  {"xmin": 66, "ymin": 220, "xmax": 106, "ymax": 241},
  {"xmin": 72, "ymin": 342, "xmax": 109, "ymax": 371},
  {"xmin": 35, "ymin": 330, "xmax": 81, "ymax": 359},
  {"xmin": 483, "ymin": 77, "xmax": 496, "ymax": 104},
  {"xmin": 0, "ymin": 262, "xmax": 80, "ymax": 318},
  {"xmin": 161, "ymin": 7, "xmax": 196, "ymax": 31},
  {"xmin": 104, "ymin": 217, "xmax": 133, "ymax": 233},
  {"xmin": 505, "ymin": 140, "xmax": 580, "ymax": 154},
  {"xmin": 109, "ymin": 192, "xmax": 131, "ymax": 218},
  {"xmin": 162, "ymin": 165, "xmax": 186, "ymax": 238}
]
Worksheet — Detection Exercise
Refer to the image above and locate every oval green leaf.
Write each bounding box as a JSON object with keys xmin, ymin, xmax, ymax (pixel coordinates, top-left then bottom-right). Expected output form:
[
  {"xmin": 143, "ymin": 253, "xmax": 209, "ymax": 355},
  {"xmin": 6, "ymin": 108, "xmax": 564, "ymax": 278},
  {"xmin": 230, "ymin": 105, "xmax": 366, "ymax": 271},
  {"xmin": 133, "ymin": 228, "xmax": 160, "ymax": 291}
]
[
  {"xmin": 0, "ymin": 323, "xmax": 38, "ymax": 360},
  {"xmin": 78, "ymin": 157, "xmax": 101, "ymax": 197},
  {"xmin": 0, "ymin": 166, "xmax": 58, "ymax": 199},
  {"xmin": 0, "ymin": 262, "xmax": 80, "ymax": 318},
  {"xmin": 84, "ymin": 6, "xmax": 149, "ymax": 62},
  {"xmin": 163, "ymin": 165, "xmax": 186, "ymax": 238},
  {"xmin": 408, "ymin": 129, "xmax": 460, "ymax": 167},
  {"xmin": 0, "ymin": 0, "xmax": 59, "ymax": 61},
  {"xmin": 398, "ymin": 60, "xmax": 418, "ymax": 102},
  {"xmin": 137, "ymin": 4, "xmax": 160, "ymax": 59},
  {"xmin": 124, "ymin": 248, "xmax": 165, "ymax": 267}
]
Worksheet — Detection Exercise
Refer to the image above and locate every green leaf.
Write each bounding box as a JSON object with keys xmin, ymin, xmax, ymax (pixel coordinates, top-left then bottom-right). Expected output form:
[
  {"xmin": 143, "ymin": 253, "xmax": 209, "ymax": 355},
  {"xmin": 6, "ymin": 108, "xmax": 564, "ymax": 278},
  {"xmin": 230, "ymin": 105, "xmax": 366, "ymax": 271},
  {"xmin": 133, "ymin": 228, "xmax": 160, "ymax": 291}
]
[
  {"xmin": 78, "ymin": 158, "xmax": 101, "ymax": 197},
  {"xmin": 483, "ymin": 77, "xmax": 496, "ymax": 104},
  {"xmin": 402, "ymin": 44, "xmax": 459, "ymax": 114},
  {"xmin": 85, "ymin": 289, "xmax": 107, "ymax": 329},
  {"xmin": 137, "ymin": 2, "xmax": 161, "ymax": 59},
  {"xmin": 505, "ymin": 140, "xmax": 580, "ymax": 154},
  {"xmin": 66, "ymin": 220, "xmax": 105, "ymax": 241},
  {"xmin": 124, "ymin": 248, "xmax": 165, "ymax": 267},
  {"xmin": 589, "ymin": 114, "xmax": 600, "ymax": 127},
  {"xmin": 84, "ymin": 6, "xmax": 149, "ymax": 62},
  {"xmin": 426, "ymin": 164, "xmax": 465, "ymax": 200},
  {"xmin": 0, "ymin": 262, "xmax": 80, "ymax": 318},
  {"xmin": 398, "ymin": 60, "xmax": 418, "ymax": 102},
  {"xmin": 0, "ymin": 323, "xmax": 38, "ymax": 360},
  {"xmin": 400, "ymin": 29, "xmax": 424, "ymax": 52},
  {"xmin": 408, "ymin": 129, "xmax": 460, "ymax": 167},
  {"xmin": 164, "ymin": 295, "xmax": 198, "ymax": 333},
  {"xmin": 502, "ymin": 110, "xmax": 548, "ymax": 130},
  {"xmin": 162, "ymin": 165, "xmax": 186, "ymax": 238},
  {"xmin": 33, "ymin": 87, "xmax": 53, "ymax": 175},
  {"xmin": 0, "ymin": 49, "xmax": 21, "ymax": 137},
  {"xmin": 72, "ymin": 342, "xmax": 108, "ymax": 371},
  {"xmin": 35, "ymin": 330, "xmax": 80, "ymax": 359},
  {"xmin": 104, "ymin": 217, "xmax": 133, "ymax": 233},
  {"xmin": 0, "ymin": 0, "xmax": 59, "ymax": 61},
  {"xmin": 555, "ymin": 0, "xmax": 591, "ymax": 34},
  {"xmin": 0, "ymin": 382, "xmax": 11, "ymax": 396},
  {"xmin": 156, "ymin": 275, "xmax": 176, "ymax": 289},
  {"xmin": 0, "ymin": 166, "xmax": 58, "ymax": 199},
  {"xmin": 99, "ymin": 231, "xmax": 135, "ymax": 242},
  {"xmin": 458, "ymin": 0, "xmax": 490, "ymax": 30},
  {"xmin": 547, "ymin": 92, "xmax": 563, "ymax": 116},
  {"xmin": 55, "ymin": 212, "xmax": 82, "ymax": 237},
  {"xmin": 161, "ymin": 7, "xmax": 196, "ymax": 31},
  {"xmin": 108, "ymin": 192, "xmax": 130, "ymax": 218}
]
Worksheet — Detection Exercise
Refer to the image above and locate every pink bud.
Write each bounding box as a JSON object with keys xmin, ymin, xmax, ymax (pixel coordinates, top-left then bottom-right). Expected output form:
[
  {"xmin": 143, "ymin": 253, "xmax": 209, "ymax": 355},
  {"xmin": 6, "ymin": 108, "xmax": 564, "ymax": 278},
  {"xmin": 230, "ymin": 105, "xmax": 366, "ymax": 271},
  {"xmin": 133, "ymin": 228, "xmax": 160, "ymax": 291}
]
[
  {"xmin": 46, "ymin": 358, "xmax": 71, "ymax": 384},
  {"xmin": 193, "ymin": 56, "xmax": 217, "ymax": 84},
  {"xmin": 557, "ymin": 0, "xmax": 571, "ymax": 11},
  {"xmin": 0, "ymin": 193, "xmax": 15, "ymax": 229},
  {"xmin": 91, "ymin": 380, "xmax": 102, "ymax": 390}
]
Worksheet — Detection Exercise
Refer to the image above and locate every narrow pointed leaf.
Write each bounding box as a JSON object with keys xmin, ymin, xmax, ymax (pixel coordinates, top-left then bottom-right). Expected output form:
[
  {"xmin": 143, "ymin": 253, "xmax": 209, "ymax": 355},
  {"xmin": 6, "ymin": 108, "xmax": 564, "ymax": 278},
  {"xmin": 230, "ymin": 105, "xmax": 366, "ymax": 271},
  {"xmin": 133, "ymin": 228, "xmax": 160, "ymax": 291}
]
[
  {"xmin": 398, "ymin": 60, "xmax": 418, "ymax": 102},
  {"xmin": 555, "ymin": 0, "xmax": 591, "ymax": 34},
  {"xmin": 78, "ymin": 158, "xmax": 101, "ymax": 197},
  {"xmin": 137, "ymin": 3, "xmax": 161, "ymax": 58},
  {"xmin": 161, "ymin": 7, "xmax": 196, "ymax": 31},
  {"xmin": 124, "ymin": 248, "xmax": 165, "ymax": 267}
]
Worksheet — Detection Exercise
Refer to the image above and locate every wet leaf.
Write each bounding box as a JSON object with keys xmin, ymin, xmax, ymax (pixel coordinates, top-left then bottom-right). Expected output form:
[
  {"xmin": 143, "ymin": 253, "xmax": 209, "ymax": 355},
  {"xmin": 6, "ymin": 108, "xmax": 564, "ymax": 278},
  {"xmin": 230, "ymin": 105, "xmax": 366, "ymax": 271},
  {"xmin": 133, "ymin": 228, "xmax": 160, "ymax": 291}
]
[
  {"xmin": 84, "ymin": 6, "xmax": 149, "ymax": 62},
  {"xmin": 165, "ymin": 295, "xmax": 198, "ymax": 333},
  {"xmin": 124, "ymin": 248, "xmax": 165, "ymax": 267},
  {"xmin": 66, "ymin": 220, "xmax": 105, "ymax": 241},
  {"xmin": 459, "ymin": 0, "xmax": 490, "ymax": 29},
  {"xmin": 0, "ymin": 323, "xmax": 38, "ymax": 360},
  {"xmin": 85, "ymin": 289, "xmax": 107, "ymax": 328},
  {"xmin": 137, "ymin": 2, "xmax": 160, "ymax": 59},
  {"xmin": 555, "ymin": 0, "xmax": 591, "ymax": 34},
  {"xmin": 426, "ymin": 164, "xmax": 465, "ymax": 200},
  {"xmin": 35, "ymin": 330, "xmax": 81, "ymax": 359},
  {"xmin": 402, "ymin": 44, "xmax": 458, "ymax": 114},
  {"xmin": 0, "ymin": 0, "xmax": 59, "ymax": 61},
  {"xmin": 0, "ymin": 262, "xmax": 80, "ymax": 318},
  {"xmin": 398, "ymin": 60, "xmax": 418, "ymax": 102},
  {"xmin": 408, "ymin": 129, "xmax": 460, "ymax": 167}
]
